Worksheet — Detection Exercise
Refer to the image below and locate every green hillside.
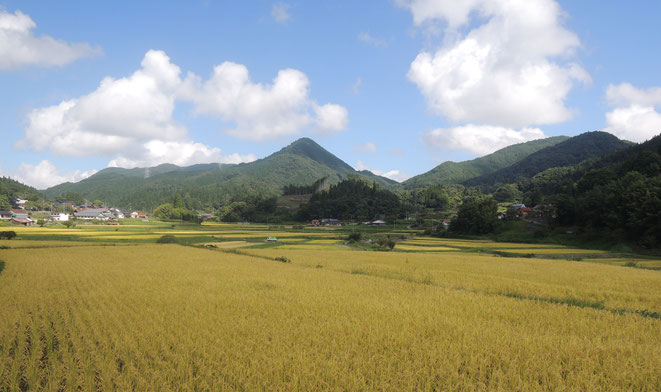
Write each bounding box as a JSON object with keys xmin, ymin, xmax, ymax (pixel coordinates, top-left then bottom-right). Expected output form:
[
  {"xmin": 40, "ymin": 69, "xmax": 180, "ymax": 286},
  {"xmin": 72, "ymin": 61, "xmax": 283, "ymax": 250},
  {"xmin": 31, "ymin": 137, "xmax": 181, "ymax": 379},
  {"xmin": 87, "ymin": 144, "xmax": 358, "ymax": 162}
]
[
  {"xmin": 464, "ymin": 132, "xmax": 631, "ymax": 190},
  {"xmin": 527, "ymin": 133, "xmax": 661, "ymax": 248},
  {"xmin": 43, "ymin": 138, "xmax": 395, "ymax": 211},
  {"xmin": 0, "ymin": 177, "xmax": 44, "ymax": 210},
  {"xmin": 402, "ymin": 136, "xmax": 569, "ymax": 189}
]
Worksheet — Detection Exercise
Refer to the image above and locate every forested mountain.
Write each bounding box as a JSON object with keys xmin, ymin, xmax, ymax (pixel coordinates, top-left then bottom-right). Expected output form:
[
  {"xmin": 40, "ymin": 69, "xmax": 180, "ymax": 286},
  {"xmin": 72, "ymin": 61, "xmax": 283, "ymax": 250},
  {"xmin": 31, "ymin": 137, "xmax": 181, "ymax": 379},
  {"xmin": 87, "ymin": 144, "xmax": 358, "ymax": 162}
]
[
  {"xmin": 530, "ymin": 133, "xmax": 661, "ymax": 247},
  {"xmin": 43, "ymin": 138, "xmax": 395, "ymax": 211},
  {"xmin": 402, "ymin": 136, "xmax": 569, "ymax": 189},
  {"xmin": 464, "ymin": 132, "xmax": 631, "ymax": 190}
]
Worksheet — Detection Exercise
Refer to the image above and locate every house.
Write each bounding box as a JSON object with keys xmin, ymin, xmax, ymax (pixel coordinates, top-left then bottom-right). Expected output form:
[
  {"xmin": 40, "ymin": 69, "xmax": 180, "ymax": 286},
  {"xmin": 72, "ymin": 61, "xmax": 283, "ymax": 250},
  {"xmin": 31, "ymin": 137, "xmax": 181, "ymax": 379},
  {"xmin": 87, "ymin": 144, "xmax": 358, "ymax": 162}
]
[
  {"xmin": 511, "ymin": 203, "xmax": 526, "ymax": 210},
  {"xmin": 10, "ymin": 209, "xmax": 29, "ymax": 220},
  {"xmin": 74, "ymin": 208, "xmax": 115, "ymax": 220},
  {"xmin": 198, "ymin": 213, "xmax": 213, "ymax": 220},
  {"xmin": 11, "ymin": 217, "xmax": 32, "ymax": 226},
  {"xmin": 369, "ymin": 220, "xmax": 387, "ymax": 226},
  {"xmin": 51, "ymin": 212, "xmax": 70, "ymax": 222},
  {"xmin": 310, "ymin": 219, "xmax": 320, "ymax": 226},
  {"xmin": 131, "ymin": 211, "xmax": 148, "ymax": 219},
  {"xmin": 442, "ymin": 219, "xmax": 452, "ymax": 229},
  {"xmin": 321, "ymin": 218, "xmax": 341, "ymax": 226},
  {"xmin": 108, "ymin": 208, "xmax": 126, "ymax": 219},
  {"xmin": 0, "ymin": 210, "xmax": 12, "ymax": 220},
  {"xmin": 10, "ymin": 198, "xmax": 27, "ymax": 208}
]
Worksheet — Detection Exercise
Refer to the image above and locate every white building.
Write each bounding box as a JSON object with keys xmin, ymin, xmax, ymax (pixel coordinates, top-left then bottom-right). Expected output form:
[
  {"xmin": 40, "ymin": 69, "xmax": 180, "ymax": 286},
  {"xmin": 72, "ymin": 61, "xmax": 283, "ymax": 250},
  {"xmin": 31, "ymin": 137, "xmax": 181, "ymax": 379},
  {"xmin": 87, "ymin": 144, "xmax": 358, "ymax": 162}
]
[{"xmin": 51, "ymin": 212, "xmax": 70, "ymax": 222}]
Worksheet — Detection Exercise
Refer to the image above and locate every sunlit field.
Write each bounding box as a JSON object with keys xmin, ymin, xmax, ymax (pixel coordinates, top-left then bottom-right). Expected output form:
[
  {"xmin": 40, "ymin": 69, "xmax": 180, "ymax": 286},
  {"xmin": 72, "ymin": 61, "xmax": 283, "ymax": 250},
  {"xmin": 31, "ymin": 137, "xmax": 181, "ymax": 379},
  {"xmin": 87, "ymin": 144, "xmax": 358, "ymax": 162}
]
[{"xmin": 1, "ymin": 222, "xmax": 660, "ymax": 390}]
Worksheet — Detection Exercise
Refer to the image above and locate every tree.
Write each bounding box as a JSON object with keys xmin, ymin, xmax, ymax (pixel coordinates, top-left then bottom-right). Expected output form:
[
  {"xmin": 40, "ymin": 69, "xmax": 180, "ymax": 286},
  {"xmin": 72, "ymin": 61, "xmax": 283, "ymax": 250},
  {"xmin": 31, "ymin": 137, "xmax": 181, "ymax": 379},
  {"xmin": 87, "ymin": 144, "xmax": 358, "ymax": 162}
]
[
  {"xmin": 172, "ymin": 193, "xmax": 186, "ymax": 209},
  {"xmin": 450, "ymin": 196, "xmax": 498, "ymax": 235},
  {"xmin": 0, "ymin": 195, "xmax": 10, "ymax": 210},
  {"xmin": 493, "ymin": 184, "xmax": 522, "ymax": 203}
]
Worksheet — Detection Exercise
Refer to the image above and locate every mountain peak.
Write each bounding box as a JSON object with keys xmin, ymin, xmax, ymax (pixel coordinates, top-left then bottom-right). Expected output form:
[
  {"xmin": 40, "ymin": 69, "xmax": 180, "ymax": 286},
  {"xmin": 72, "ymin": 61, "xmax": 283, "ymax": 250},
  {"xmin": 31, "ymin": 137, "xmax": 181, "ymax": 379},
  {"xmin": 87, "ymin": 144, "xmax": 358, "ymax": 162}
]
[{"xmin": 271, "ymin": 137, "xmax": 354, "ymax": 172}]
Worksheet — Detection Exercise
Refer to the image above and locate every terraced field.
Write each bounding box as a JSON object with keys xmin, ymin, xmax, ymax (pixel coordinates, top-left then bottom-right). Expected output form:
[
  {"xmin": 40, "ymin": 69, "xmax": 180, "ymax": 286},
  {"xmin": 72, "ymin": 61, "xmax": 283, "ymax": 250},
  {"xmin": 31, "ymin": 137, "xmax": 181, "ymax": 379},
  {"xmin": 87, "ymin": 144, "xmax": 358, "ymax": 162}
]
[{"xmin": 1, "ymin": 223, "xmax": 660, "ymax": 389}]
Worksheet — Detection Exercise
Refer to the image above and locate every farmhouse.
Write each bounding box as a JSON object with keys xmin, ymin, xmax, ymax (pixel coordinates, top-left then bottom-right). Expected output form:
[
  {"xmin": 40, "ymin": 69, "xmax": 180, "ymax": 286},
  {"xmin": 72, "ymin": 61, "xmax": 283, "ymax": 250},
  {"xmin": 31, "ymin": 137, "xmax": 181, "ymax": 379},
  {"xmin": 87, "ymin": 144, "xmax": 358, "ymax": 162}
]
[
  {"xmin": 11, "ymin": 217, "xmax": 32, "ymax": 226},
  {"xmin": 51, "ymin": 212, "xmax": 70, "ymax": 222},
  {"xmin": 0, "ymin": 210, "xmax": 12, "ymax": 220},
  {"xmin": 10, "ymin": 209, "xmax": 29, "ymax": 220},
  {"xmin": 131, "ymin": 211, "xmax": 148, "ymax": 219},
  {"xmin": 321, "ymin": 218, "xmax": 341, "ymax": 226},
  {"xmin": 74, "ymin": 208, "xmax": 115, "ymax": 220}
]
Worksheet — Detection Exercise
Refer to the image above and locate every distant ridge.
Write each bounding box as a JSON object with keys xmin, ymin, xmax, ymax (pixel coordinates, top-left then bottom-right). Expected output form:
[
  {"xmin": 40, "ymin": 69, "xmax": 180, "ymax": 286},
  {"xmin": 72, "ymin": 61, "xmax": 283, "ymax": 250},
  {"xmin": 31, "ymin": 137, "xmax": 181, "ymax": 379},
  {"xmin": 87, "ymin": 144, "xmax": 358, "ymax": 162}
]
[
  {"xmin": 402, "ymin": 136, "xmax": 569, "ymax": 189},
  {"xmin": 463, "ymin": 131, "xmax": 632, "ymax": 189},
  {"xmin": 43, "ymin": 138, "xmax": 396, "ymax": 210}
]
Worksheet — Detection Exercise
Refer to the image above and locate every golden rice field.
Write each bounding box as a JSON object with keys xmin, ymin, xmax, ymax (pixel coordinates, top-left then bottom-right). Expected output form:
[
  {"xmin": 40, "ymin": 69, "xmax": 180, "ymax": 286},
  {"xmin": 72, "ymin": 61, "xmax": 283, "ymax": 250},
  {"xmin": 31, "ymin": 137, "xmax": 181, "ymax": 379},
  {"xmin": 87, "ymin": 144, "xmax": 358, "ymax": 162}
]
[{"xmin": 1, "ymin": 223, "xmax": 660, "ymax": 389}]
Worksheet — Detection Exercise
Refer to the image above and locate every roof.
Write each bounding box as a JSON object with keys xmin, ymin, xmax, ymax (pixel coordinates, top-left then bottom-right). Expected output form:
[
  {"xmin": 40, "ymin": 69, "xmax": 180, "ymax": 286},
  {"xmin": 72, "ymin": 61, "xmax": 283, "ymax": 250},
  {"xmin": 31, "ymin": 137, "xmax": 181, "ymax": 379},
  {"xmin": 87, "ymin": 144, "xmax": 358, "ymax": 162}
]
[
  {"xmin": 11, "ymin": 218, "xmax": 32, "ymax": 224},
  {"xmin": 74, "ymin": 208, "xmax": 110, "ymax": 217}
]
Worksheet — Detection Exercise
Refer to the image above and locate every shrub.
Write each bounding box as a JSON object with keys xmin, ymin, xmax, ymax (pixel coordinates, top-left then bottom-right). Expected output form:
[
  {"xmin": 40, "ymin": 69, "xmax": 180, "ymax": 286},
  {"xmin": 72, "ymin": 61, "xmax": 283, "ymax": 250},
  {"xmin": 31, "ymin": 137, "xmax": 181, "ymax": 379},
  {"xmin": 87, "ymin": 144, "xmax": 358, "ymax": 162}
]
[
  {"xmin": 274, "ymin": 256, "xmax": 290, "ymax": 263},
  {"xmin": 156, "ymin": 235, "xmax": 177, "ymax": 244},
  {"xmin": 0, "ymin": 231, "xmax": 17, "ymax": 240},
  {"xmin": 347, "ymin": 232, "xmax": 362, "ymax": 242}
]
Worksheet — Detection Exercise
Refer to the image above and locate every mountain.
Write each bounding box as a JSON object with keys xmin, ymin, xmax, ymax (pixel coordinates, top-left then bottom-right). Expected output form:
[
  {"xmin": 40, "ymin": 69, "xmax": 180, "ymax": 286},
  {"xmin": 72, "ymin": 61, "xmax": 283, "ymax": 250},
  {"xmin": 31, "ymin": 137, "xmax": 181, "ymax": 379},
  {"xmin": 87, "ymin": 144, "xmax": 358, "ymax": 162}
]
[
  {"xmin": 43, "ymin": 138, "xmax": 395, "ymax": 210},
  {"xmin": 402, "ymin": 136, "xmax": 569, "ymax": 189},
  {"xmin": 535, "ymin": 133, "xmax": 661, "ymax": 247},
  {"xmin": 463, "ymin": 131, "xmax": 632, "ymax": 189}
]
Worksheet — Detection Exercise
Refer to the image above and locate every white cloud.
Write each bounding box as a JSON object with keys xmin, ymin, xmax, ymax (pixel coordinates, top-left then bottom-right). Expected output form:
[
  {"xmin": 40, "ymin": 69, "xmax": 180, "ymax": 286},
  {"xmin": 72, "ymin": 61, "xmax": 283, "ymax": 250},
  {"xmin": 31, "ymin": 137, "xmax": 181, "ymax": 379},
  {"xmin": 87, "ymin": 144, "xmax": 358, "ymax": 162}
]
[
  {"xmin": 271, "ymin": 3, "xmax": 291, "ymax": 24},
  {"xmin": 403, "ymin": 0, "xmax": 589, "ymax": 128},
  {"xmin": 9, "ymin": 160, "xmax": 96, "ymax": 189},
  {"xmin": 182, "ymin": 62, "xmax": 347, "ymax": 140},
  {"xmin": 18, "ymin": 50, "xmax": 185, "ymax": 156},
  {"xmin": 605, "ymin": 105, "xmax": 661, "ymax": 143},
  {"xmin": 423, "ymin": 125, "xmax": 546, "ymax": 155},
  {"xmin": 0, "ymin": 9, "xmax": 101, "ymax": 70},
  {"xmin": 353, "ymin": 142, "xmax": 377, "ymax": 154},
  {"xmin": 355, "ymin": 160, "xmax": 409, "ymax": 182},
  {"xmin": 19, "ymin": 50, "xmax": 343, "ymax": 169},
  {"xmin": 358, "ymin": 32, "xmax": 387, "ymax": 48},
  {"xmin": 604, "ymin": 83, "xmax": 661, "ymax": 142}
]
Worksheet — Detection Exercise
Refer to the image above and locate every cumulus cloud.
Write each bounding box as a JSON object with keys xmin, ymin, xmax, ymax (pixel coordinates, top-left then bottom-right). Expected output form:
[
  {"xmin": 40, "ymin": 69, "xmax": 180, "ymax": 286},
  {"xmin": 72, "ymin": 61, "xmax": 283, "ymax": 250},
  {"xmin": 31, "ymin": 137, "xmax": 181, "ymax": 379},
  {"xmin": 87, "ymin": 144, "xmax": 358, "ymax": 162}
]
[
  {"xmin": 271, "ymin": 3, "xmax": 291, "ymax": 24},
  {"xmin": 423, "ymin": 125, "xmax": 546, "ymax": 155},
  {"xmin": 355, "ymin": 160, "xmax": 408, "ymax": 182},
  {"xmin": 0, "ymin": 9, "xmax": 101, "ymax": 70},
  {"xmin": 18, "ymin": 50, "xmax": 186, "ymax": 156},
  {"xmin": 358, "ymin": 32, "xmax": 387, "ymax": 48},
  {"xmin": 402, "ymin": 0, "xmax": 589, "ymax": 128},
  {"xmin": 182, "ymin": 62, "xmax": 347, "ymax": 140},
  {"xmin": 8, "ymin": 160, "xmax": 96, "ymax": 189},
  {"xmin": 353, "ymin": 142, "xmax": 377, "ymax": 154},
  {"xmin": 19, "ymin": 49, "xmax": 339, "ymax": 167},
  {"xmin": 604, "ymin": 83, "xmax": 661, "ymax": 142}
]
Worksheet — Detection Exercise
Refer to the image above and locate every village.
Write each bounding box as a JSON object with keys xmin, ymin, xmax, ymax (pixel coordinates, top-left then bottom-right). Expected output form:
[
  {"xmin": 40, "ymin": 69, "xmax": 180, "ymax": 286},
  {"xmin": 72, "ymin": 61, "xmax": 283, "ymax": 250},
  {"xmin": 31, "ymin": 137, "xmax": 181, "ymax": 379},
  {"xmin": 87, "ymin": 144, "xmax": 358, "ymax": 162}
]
[{"xmin": 0, "ymin": 198, "xmax": 148, "ymax": 226}]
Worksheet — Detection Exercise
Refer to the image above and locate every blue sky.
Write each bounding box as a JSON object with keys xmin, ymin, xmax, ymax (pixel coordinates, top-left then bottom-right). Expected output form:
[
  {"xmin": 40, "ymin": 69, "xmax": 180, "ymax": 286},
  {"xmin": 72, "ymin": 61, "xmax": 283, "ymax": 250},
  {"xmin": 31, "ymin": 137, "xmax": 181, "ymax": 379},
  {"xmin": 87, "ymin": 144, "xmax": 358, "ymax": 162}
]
[{"xmin": 1, "ymin": 0, "xmax": 660, "ymax": 189}]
